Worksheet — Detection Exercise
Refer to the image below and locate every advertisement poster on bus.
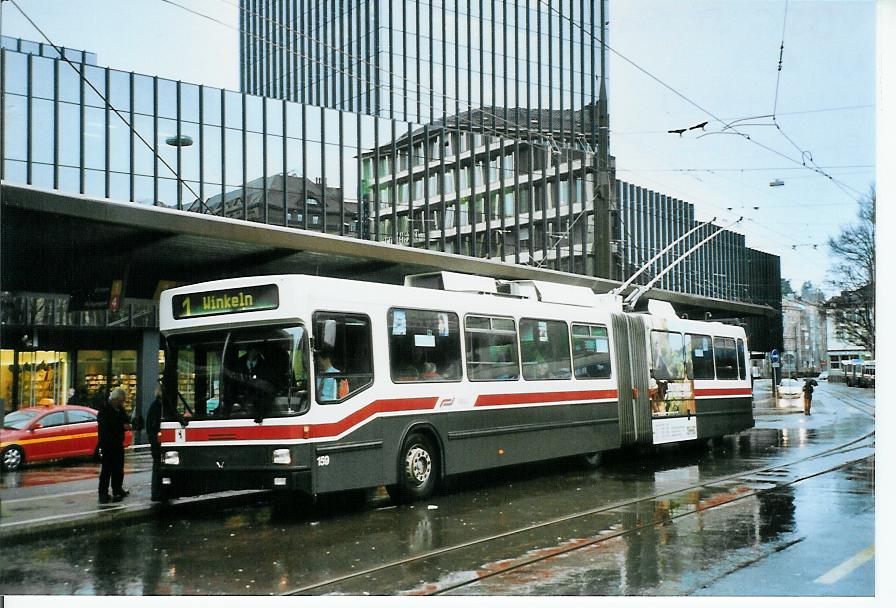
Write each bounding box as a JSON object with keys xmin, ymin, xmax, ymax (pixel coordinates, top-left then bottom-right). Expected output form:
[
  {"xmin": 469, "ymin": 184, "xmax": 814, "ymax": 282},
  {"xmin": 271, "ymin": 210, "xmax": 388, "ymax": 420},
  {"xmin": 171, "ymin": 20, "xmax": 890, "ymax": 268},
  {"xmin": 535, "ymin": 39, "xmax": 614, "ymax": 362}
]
[{"xmin": 649, "ymin": 328, "xmax": 696, "ymax": 417}]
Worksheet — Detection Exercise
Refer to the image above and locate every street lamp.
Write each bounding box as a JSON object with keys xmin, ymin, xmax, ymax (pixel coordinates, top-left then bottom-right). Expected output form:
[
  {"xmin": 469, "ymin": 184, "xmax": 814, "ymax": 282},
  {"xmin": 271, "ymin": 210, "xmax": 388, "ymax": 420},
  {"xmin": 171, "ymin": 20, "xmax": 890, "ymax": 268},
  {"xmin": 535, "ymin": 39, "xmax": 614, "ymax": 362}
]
[
  {"xmin": 164, "ymin": 134, "xmax": 211, "ymax": 214},
  {"xmin": 165, "ymin": 135, "xmax": 194, "ymax": 147}
]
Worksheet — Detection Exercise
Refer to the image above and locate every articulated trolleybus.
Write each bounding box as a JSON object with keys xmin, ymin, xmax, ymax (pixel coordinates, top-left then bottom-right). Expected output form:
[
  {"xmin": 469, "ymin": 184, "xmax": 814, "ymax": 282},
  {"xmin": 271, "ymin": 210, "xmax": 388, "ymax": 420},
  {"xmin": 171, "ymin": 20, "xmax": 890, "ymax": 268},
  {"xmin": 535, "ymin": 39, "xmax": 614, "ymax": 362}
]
[{"xmin": 158, "ymin": 272, "xmax": 753, "ymax": 501}]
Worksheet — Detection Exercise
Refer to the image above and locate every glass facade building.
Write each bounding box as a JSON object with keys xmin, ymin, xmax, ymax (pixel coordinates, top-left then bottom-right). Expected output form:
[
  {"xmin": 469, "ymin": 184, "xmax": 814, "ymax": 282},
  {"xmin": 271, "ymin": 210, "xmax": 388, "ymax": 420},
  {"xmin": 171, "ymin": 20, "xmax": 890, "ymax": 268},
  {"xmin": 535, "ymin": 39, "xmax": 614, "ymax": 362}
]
[
  {"xmin": 1, "ymin": 42, "xmax": 361, "ymax": 236},
  {"xmin": 0, "ymin": 35, "xmax": 97, "ymax": 66},
  {"xmin": 615, "ymin": 180, "xmax": 783, "ymax": 349},
  {"xmin": 1, "ymin": 33, "xmax": 778, "ymax": 297},
  {"xmin": 616, "ymin": 180, "xmax": 781, "ymax": 306},
  {"xmin": 3, "ymin": 20, "xmax": 616, "ymax": 274},
  {"xmin": 239, "ymin": 0, "xmax": 615, "ymax": 275},
  {"xmin": 240, "ymin": 0, "xmax": 607, "ymax": 127}
]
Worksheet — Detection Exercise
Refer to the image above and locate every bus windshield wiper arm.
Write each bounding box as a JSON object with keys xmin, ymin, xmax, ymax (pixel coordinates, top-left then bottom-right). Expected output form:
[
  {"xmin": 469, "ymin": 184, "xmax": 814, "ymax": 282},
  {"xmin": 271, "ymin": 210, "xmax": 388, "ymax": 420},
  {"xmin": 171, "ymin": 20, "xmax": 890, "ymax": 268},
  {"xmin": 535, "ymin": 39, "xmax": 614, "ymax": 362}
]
[{"xmin": 174, "ymin": 390, "xmax": 192, "ymax": 427}]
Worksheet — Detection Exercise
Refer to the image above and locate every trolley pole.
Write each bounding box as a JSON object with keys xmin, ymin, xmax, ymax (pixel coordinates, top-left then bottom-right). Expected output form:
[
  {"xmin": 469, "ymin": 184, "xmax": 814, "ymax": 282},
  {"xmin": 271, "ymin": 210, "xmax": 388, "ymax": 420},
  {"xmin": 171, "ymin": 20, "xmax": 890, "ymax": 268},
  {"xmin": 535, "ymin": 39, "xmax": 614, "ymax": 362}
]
[{"xmin": 770, "ymin": 349, "xmax": 780, "ymax": 399}]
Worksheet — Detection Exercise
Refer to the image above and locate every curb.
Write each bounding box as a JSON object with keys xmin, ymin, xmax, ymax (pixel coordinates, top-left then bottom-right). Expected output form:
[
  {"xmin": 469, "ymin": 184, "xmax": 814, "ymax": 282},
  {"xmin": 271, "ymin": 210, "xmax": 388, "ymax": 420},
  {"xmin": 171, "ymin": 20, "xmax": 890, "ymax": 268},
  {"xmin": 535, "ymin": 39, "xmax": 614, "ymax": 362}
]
[{"xmin": 0, "ymin": 489, "xmax": 270, "ymax": 546}]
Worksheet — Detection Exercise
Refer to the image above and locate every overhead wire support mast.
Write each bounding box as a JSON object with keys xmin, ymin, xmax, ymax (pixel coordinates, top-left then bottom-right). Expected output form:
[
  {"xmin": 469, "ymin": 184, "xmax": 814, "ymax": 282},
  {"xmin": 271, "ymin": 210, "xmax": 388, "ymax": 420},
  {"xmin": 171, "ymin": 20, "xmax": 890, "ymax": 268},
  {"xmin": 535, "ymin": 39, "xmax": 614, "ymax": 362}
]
[
  {"xmin": 623, "ymin": 217, "xmax": 744, "ymax": 311},
  {"xmin": 610, "ymin": 217, "xmax": 717, "ymax": 296}
]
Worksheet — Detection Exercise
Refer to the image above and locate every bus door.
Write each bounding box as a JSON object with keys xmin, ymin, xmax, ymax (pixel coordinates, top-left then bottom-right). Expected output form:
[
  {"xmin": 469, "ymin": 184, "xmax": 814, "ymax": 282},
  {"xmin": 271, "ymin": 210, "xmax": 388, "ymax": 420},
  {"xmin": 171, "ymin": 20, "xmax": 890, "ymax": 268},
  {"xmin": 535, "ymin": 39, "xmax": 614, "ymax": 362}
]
[{"xmin": 611, "ymin": 313, "xmax": 652, "ymax": 446}]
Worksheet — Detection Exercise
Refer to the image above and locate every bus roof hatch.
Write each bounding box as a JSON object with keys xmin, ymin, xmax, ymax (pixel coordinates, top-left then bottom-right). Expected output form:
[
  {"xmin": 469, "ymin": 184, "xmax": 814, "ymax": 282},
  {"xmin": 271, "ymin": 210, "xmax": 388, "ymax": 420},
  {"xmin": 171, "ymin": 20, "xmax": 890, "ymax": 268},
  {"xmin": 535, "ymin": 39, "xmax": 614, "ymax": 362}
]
[
  {"xmin": 508, "ymin": 280, "xmax": 598, "ymax": 307},
  {"xmin": 404, "ymin": 271, "xmax": 498, "ymax": 294}
]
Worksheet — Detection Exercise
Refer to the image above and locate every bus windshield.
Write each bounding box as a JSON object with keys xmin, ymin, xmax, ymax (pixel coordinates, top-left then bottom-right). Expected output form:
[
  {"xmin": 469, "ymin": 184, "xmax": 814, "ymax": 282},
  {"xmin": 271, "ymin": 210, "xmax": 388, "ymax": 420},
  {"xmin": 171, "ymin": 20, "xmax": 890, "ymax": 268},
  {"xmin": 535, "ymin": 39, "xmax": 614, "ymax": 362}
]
[{"xmin": 164, "ymin": 325, "xmax": 309, "ymax": 421}]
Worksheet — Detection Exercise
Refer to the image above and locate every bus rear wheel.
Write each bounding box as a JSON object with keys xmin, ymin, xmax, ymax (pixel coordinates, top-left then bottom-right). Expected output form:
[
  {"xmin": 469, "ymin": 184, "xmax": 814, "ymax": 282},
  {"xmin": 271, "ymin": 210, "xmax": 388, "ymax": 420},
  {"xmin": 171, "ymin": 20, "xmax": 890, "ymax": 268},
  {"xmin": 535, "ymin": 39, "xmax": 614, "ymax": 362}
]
[{"xmin": 390, "ymin": 432, "xmax": 439, "ymax": 502}]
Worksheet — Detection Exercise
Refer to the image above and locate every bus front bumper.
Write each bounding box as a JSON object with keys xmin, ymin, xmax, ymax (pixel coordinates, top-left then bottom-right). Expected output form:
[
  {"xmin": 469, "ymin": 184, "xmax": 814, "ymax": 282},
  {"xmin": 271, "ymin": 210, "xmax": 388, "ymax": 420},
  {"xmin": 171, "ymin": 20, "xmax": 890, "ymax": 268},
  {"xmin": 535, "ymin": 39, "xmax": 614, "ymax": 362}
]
[{"xmin": 158, "ymin": 443, "xmax": 313, "ymax": 498}]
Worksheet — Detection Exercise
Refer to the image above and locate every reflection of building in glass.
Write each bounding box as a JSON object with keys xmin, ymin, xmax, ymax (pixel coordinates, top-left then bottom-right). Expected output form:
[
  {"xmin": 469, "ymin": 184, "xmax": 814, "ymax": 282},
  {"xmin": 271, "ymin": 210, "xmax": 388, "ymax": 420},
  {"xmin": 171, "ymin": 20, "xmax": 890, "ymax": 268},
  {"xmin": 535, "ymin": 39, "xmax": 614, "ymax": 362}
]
[
  {"xmin": 189, "ymin": 174, "xmax": 357, "ymax": 235},
  {"xmin": 240, "ymin": 0, "xmax": 619, "ymax": 277},
  {"xmin": 358, "ymin": 106, "xmax": 609, "ymax": 274}
]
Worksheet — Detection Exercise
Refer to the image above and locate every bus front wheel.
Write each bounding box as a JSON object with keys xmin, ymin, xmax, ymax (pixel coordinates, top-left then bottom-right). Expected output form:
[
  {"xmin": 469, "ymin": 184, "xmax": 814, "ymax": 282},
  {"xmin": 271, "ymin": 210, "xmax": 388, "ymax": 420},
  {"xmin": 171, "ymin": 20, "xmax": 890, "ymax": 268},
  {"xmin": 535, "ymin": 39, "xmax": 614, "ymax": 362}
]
[{"xmin": 390, "ymin": 432, "xmax": 439, "ymax": 502}]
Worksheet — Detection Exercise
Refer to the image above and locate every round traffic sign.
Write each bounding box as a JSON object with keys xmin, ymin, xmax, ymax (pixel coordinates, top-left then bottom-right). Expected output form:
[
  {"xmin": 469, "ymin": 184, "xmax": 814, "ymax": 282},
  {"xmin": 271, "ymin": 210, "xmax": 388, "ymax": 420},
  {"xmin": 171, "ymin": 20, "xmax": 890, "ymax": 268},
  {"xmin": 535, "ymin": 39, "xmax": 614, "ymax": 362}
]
[{"xmin": 770, "ymin": 349, "xmax": 780, "ymax": 364}]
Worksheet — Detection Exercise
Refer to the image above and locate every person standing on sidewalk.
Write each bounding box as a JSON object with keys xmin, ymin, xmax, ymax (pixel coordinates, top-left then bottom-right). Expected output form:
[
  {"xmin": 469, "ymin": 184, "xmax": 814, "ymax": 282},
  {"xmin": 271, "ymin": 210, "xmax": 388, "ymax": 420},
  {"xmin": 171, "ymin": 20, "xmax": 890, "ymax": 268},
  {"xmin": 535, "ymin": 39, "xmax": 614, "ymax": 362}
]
[
  {"xmin": 802, "ymin": 378, "xmax": 816, "ymax": 415},
  {"xmin": 146, "ymin": 385, "xmax": 164, "ymax": 501},
  {"xmin": 98, "ymin": 387, "xmax": 131, "ymax": 503}
]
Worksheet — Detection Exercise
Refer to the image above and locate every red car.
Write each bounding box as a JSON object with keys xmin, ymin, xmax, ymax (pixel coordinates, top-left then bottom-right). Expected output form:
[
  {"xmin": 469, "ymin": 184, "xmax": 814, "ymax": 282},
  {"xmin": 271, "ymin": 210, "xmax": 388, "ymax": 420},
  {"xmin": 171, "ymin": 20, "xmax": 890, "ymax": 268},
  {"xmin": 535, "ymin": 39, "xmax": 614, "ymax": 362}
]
[{"xmin": 1, "ymin": 405, "xmax": 133, "ymax": 472}]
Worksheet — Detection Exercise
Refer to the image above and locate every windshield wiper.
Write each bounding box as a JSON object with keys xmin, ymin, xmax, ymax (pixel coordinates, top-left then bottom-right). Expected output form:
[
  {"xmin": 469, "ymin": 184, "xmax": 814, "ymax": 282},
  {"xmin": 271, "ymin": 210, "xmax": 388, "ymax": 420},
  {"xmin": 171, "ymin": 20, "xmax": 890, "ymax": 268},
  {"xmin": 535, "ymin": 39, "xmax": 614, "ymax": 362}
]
[{"xmin": 170, "ymin": 389, "xmax": 192, "ymax": 427}]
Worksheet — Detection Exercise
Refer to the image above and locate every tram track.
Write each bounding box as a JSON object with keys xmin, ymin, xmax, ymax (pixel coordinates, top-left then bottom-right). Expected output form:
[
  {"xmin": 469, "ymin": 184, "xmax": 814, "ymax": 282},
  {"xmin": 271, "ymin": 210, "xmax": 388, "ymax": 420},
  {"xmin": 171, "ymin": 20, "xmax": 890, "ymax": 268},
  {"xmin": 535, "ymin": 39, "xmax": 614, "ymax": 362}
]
[
  {"xmin": 283, "ymin": 431, "xmax": 874, "ymax": 595},
  {"xmin": 824, "ymin": 388, "xmax": 875, "ymax": 418},
  {"xmin": 427, "ymin": 456, "xmax": 873, "ymax": 596}
]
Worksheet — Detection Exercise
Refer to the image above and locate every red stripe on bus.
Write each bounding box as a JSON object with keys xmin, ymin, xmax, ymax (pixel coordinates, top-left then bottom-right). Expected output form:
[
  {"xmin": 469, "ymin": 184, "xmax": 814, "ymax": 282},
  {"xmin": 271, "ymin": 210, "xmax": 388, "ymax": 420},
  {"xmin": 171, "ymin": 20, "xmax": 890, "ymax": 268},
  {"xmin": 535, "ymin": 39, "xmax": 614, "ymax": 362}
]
[
  {"xmin": 694, "ymin": 388, "xmax": 752, "ymax": 397},
  {"xmin": 305, "ymin": 396, "xmax": 438, "ymax": 439},
  {"xmin": 475, "ymin": 389, "xmax": 618, "ymax": 407},
  {"xmin": 185, "ymin": 426, "xmax": 300, "ymax": 442},
  {"xmin": 159, "ymin": 396, "xmax": 439, "ymax": 443}
]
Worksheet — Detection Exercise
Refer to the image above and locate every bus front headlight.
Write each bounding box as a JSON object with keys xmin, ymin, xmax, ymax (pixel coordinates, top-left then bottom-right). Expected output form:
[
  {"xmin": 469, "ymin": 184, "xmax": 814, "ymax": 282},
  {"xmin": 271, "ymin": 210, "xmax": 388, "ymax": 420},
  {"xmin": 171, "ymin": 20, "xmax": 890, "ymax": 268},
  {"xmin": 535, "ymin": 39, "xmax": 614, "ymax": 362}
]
[
  {"xmin": 272, "ymin": 449, "xmax": 291, "ymax": 465},
  {"xmin": 164, "ymin": 451, "xmax": 180, "ymax": 465}
]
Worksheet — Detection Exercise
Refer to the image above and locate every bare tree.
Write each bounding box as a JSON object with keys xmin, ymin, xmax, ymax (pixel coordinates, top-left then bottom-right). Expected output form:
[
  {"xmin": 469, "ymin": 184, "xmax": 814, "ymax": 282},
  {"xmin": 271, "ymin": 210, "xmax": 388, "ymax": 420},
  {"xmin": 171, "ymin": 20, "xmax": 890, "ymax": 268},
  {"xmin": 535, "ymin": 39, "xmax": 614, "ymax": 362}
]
[{"xmin": 826, "ymin": 187, "xmax": 875, "ymax": 356}]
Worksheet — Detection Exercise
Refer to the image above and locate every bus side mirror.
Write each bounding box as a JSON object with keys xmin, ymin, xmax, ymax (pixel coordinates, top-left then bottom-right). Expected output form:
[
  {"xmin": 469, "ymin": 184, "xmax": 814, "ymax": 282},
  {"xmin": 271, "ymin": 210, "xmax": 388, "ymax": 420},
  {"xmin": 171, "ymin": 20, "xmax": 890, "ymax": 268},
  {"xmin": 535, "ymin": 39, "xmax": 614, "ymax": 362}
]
[{"xmin": 322, "ymin": 319, "xmax": 337, "ymax": 350}]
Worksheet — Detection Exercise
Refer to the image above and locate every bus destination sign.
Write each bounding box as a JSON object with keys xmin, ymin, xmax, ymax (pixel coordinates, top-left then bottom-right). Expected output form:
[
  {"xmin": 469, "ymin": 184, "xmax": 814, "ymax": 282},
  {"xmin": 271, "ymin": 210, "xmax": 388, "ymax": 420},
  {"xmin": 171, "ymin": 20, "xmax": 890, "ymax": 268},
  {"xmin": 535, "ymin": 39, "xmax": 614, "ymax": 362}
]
[{"xmin": 172, "ymin": 284, "xmax": 279, "ymax": 319}]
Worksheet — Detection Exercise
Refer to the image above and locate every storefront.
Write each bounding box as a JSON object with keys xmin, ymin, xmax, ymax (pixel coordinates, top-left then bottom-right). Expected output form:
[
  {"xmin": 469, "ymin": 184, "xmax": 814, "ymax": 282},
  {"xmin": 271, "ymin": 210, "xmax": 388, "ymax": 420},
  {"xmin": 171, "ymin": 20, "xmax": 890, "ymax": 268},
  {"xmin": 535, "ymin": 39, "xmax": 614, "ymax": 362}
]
[
  {"xmin": 0, "ymin": 347, "xmax": 163, "ymax": 416},
  {"xmin": 1, "ymin": 293, "xmax": 161, "ymax": 423}
]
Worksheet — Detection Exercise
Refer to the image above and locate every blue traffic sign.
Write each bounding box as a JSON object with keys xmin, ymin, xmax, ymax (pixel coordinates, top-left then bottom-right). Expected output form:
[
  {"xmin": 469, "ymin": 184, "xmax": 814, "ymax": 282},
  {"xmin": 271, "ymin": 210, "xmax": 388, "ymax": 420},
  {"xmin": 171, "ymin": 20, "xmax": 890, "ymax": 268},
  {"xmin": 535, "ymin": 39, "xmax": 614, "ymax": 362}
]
[{"xmin": 770, "ymin": 349, "xmax": 780, "ymax": 364}]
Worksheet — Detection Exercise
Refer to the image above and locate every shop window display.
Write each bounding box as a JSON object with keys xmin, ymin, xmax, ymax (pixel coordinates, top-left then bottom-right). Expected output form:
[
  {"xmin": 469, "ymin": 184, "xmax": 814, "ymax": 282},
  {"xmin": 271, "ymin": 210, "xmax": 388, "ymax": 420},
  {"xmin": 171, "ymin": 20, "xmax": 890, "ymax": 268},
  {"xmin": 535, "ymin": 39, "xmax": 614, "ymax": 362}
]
[
  {"xmin": 77, "ymin": 350, "xmax": 111, "ymax": 408},
  {"xmin": 14, "ymin": 351, "xmax": 69, "ymax": 407},
  {"xmin": 111, "ymin": 350, "xmax": 138, "ymax": 413},
  {"xmin": 1, "ymin": 350, "xmax": 15, "ymax": 414}
]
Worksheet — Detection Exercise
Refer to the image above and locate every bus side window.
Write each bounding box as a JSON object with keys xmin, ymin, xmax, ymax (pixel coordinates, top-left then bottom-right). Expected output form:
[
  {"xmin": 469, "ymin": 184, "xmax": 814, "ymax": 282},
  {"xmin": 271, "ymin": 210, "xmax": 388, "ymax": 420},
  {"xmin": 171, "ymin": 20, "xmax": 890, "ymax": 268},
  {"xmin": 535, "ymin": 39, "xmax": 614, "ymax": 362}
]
[
  {"xmin": 736, "ymin": 338, "xmax": 747, "ymax": 380},
  {"xmin": 466, "ymin": 315, "xmax": 520, "ymax": 381},
  {"xmin": 388, "ymin": 308, "xmax": 462, "ymax": 383},
  {"xmin": 713, "ymin": 337, "xmax": 738, "ymax": 380},
  {"xmin": 519, "ymin": 319, "xmax": 571, "ymax": 381},
  {"xmin": 571, "ymin": 324, "xmax": 612, "ymax": 379},
  {"xmin": 312, "ymin": 312, "xmax": 374, "ymax": 403},
  {"xmin": 686, "ymin": 333, "xmax": 715, "ymax": 380}
]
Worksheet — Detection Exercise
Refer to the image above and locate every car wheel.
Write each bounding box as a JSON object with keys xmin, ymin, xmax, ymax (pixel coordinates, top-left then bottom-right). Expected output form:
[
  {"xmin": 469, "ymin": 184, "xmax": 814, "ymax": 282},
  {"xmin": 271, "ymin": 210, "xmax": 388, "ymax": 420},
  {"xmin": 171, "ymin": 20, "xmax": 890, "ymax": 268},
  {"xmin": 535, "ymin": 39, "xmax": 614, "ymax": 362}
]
[
  {"xmin": 389, "ymin": 432, "xmax": 439, "ymax": 502},
  {"xmin": 2, "ymin": 445, "xmax": 25, "ymax": 472}
]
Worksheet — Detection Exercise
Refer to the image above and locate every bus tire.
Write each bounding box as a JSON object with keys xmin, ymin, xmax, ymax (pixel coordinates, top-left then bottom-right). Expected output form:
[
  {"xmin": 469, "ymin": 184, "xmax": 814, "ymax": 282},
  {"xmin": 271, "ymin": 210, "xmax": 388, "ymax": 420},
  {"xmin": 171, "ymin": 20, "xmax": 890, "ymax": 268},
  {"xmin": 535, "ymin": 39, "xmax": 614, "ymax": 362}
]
[{"xmin": 391, "ymin": 432, "xmax": 439, "ymax": 502}]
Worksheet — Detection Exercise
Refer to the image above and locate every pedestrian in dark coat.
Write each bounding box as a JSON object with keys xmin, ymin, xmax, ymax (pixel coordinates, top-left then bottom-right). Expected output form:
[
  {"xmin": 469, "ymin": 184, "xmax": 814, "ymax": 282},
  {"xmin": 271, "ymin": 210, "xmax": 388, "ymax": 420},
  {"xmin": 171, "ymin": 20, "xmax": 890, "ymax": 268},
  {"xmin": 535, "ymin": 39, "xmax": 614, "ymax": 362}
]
[
  {"xmin": 146, "ymin": 386, "xmax": 164, "ymax": 501},
  {"xmin": 98, "ymin": 387, "xmax": 131, "ymax": 503},
  {"xmin": 802, "ymin": 379, "xmax": 815, "ymax": 416}
]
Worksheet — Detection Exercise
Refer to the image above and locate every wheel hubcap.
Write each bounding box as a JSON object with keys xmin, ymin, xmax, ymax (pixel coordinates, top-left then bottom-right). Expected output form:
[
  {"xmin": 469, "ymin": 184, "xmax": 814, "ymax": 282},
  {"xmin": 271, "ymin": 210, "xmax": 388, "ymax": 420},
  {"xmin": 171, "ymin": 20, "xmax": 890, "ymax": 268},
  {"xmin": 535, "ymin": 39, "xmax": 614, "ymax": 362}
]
[
  {"xmin": 4, "ymin": 449, "xmax": 22, "ymax": 469},
  {"xmin": 404, "ymin": 446, "xmax": 431, "ymax": 485}
]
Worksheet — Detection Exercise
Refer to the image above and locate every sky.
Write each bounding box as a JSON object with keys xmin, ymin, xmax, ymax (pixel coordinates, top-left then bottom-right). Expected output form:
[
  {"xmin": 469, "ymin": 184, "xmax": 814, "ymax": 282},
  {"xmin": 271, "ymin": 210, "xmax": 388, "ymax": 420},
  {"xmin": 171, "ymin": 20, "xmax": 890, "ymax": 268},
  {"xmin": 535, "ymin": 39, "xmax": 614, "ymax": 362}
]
[{"xmin": 0, "ymin": 0, "xmax": 879, "ymax": 295}]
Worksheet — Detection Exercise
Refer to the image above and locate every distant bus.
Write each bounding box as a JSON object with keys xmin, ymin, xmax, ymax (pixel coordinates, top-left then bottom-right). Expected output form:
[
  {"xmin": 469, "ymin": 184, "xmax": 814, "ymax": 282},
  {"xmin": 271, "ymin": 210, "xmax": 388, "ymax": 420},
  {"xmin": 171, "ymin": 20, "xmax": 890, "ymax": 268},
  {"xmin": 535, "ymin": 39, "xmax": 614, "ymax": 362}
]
[
  {"xmin": 156, "ymin": 273, "xmax": 754, "ymax": 502},
  {"xmin": 842, "ymin": 360, "xmax": 874, "ymax": 388},
  {"xmin": 860, "ymin": 361, "xmax": 875, "ymax": 388}
]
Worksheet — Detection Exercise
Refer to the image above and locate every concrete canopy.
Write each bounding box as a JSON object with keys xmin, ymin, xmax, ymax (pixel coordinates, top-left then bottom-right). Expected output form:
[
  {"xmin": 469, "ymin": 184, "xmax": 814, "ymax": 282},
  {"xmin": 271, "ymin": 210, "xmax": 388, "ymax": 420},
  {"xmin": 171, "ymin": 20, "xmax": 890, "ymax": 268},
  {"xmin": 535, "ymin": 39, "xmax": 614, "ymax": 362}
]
[{"xmin": 1, "ymin": 184, "xmax": 776, "ymax": 319}]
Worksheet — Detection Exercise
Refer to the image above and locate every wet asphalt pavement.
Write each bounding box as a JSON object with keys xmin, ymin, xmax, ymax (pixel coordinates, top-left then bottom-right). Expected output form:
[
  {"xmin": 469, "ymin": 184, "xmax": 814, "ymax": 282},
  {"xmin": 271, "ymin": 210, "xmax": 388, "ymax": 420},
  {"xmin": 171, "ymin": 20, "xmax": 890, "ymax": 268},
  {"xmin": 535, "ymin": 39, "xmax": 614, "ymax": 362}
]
[{"xmin": 0, "ymin": 380, "xmax": 876, "ymax": 596}]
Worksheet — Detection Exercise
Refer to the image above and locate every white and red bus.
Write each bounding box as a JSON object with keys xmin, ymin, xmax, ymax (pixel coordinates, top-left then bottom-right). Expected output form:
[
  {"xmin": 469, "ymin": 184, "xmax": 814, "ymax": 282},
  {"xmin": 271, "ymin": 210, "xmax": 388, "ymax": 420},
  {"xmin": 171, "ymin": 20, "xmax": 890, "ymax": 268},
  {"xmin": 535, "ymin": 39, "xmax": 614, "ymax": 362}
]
[{"xmin": 157, "ymin": 272, "xmax": 752, "ymax": 501}]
